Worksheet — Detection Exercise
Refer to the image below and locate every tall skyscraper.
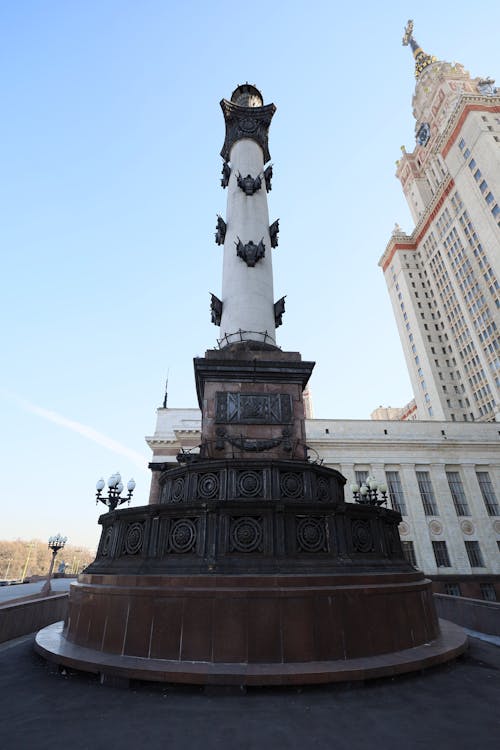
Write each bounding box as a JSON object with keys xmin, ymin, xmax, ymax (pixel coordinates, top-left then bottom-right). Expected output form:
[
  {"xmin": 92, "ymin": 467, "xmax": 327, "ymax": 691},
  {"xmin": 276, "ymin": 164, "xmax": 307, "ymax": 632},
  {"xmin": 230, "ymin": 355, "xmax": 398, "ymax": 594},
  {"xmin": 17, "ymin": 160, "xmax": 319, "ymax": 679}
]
[{"xmin": 379, "ymin": 21, "xmax": 500, "ymax": 422}]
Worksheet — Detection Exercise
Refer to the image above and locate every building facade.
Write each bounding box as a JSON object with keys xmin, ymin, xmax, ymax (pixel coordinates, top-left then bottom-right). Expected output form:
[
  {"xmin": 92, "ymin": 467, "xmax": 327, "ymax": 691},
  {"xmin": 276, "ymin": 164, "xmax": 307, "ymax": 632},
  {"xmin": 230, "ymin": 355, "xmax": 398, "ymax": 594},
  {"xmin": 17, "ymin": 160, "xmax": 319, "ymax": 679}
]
[
  {"xmin": 379, "ymin": 23, "xmax": 500, "ymax": 423},
  {"xmin": 305, "ymin": 418, "xmax": 500, "ymax": 599}
]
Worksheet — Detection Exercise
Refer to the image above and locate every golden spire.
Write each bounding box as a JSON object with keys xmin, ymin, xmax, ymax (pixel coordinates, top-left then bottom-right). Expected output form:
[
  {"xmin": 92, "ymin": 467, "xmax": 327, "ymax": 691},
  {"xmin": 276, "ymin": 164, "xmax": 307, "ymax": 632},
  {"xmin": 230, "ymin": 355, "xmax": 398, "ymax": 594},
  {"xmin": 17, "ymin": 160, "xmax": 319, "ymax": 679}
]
[{"xmin": 402, "ymin": 20, "xmax": 437, "ymax": 78}]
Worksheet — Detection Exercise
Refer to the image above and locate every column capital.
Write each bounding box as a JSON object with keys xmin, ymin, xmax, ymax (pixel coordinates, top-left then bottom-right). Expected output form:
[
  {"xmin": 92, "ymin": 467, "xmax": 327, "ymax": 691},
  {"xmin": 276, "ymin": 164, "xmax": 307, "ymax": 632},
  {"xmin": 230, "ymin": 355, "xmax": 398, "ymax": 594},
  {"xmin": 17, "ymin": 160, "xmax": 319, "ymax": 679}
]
[{"xmin": 220, "ymin": 99, "xmax": 276, "ymax": 163}]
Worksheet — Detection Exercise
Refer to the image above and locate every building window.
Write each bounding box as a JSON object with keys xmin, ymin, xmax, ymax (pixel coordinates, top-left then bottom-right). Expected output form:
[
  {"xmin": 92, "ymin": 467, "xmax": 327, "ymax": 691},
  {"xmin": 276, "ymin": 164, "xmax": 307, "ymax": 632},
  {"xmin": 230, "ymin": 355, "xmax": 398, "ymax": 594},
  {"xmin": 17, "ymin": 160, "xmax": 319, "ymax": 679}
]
[
  {"xmin": 416, "ymin": 471, "xmax": 438, "ymax": 515},
  {"xmin": 432, "ymin": 541, "xmax": 451, "ymax": 567},
  {"xmin": 446, "ymin": 471, "xmax": 471, "ymax": 515},
  {"xmin": 401, "ymin": 541, "xmax": 417, "ymax": 567},
  {"xmin": 476, "ymin": 472, "xmax": 499, "ymax": 516},
  {"xmin": 444, "ymin": 583, "xmax": 461, "ymax": 596},
  {"xmin": 480, "ymin": 180, "xmax": 488, "ymax": 193},
  {"xmin": 480, "ymin": 584, "xmax": 497, "ymax": 602},
  {"xmin": 385, "ymin": 471, "xmax": 407, "ymax": 515},
  {"xmin": 355, "ymin": 470, "xmax": 368, "ymax": 486},
  {"xmin": 486, "ymin": 192, "xmax": 495, "ymax": 205},
  {"xmin": 464, "ymin": 540, "xmax": 485, "ymax": 568}
]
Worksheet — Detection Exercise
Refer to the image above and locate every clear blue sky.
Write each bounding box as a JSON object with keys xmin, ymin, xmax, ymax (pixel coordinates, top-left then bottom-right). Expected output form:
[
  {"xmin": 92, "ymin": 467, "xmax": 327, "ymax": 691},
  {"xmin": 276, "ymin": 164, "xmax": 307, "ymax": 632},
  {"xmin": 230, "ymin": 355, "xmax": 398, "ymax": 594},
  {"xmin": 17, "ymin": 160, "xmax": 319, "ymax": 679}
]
[{"xmin": 1, "ymin": 1, "xmax": 499, "ymax": 550}]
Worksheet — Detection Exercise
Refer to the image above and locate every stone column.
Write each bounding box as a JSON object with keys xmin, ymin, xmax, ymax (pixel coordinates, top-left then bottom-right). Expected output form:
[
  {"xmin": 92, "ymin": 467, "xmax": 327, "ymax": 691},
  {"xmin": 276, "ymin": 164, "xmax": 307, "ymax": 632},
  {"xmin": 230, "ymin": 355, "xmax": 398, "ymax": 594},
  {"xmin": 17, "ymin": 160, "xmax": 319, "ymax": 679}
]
[
  {"xmin": 461, "ymin": 463, "xmax": 482, "ymax": 518},
  {"xmin": 430, "ymin": 463, "xmax": 468, "ymax": 572},
  {"xmin": 340, "ymin": 463, "xmax": 355, "ymax": 502},
  {"xmin": 148, "ymin": 469, "xmax": 162, "ymax": 505},
  {"xmin": 219, "ymin": 85, "xmax": 277, "ymax": 347},
  {"xmin": 399, "ymin": 462, "xmax": 435, "ymax": 572},
  {"xmin": 370, "ymin": 463, "xmax": 386, "ymax": 492},
  {"xmin": 460, "ymin": 463, "xmax": 498, "ymax": 573}
]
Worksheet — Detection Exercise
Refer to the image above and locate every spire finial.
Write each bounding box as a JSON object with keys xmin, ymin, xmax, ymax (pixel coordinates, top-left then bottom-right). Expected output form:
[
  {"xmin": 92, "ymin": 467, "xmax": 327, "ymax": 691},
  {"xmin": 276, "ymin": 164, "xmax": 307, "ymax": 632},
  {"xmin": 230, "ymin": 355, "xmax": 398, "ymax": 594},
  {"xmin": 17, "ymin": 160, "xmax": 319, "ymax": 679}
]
[
  {"xmin": 402, "ymin": 19, "xmax": 414, "ymax": 47},
  {"xmin": 402, "ymin": 20, "xmax": 437, "ymax": 79},
  {"xmin": 162, "ymin": 370, "xmax": 169, "ymax": 408}
]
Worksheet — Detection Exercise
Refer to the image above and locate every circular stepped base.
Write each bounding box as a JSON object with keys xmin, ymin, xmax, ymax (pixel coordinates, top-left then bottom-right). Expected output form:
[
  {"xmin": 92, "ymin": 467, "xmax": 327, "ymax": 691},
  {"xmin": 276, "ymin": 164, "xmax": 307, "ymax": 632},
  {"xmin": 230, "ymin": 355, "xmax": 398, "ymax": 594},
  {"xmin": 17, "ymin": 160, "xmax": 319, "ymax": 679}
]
[
  {"xmin": 35, "ymin": 619, "xmax": 467, "ymax": 686},
  {"xmin": 35, "ymin": 569, "xmax": 464, "ymax": 685}
]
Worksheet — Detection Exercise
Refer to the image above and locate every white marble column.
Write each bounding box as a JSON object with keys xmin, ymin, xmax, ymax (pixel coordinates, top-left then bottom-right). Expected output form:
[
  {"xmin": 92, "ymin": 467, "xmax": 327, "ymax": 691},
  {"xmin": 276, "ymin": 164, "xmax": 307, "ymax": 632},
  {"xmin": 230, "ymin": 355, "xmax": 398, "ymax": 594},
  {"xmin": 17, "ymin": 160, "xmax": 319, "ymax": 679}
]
[{"xmin": 219, "ymin": 138, "xmax": 275, "ymax": 346}]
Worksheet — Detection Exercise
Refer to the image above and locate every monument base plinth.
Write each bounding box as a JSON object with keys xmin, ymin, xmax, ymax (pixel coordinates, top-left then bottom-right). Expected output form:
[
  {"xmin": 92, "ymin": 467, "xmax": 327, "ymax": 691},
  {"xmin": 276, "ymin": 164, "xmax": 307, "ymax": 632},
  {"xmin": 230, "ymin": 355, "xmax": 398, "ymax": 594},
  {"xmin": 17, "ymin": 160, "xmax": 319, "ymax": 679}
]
[
  {"xmin": 35, "ymin": 619, "xmax": 466, "ymax": 687},
  {"xmin": 34, "ymin": 570, "xmax": 466, "ymax": 685}
]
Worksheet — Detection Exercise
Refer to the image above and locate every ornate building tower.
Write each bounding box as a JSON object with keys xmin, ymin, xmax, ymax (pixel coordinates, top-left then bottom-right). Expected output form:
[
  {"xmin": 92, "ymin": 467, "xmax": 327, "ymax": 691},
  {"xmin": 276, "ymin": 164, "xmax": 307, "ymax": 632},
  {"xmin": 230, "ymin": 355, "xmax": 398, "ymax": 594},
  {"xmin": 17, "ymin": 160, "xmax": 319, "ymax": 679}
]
[
  {"xmin": 36, "ymin": 84, "xmax": 465, "ymax": 686},
  {"xmin": 380, "ymin": 21, "xmax": 500, "ymax": 422}
]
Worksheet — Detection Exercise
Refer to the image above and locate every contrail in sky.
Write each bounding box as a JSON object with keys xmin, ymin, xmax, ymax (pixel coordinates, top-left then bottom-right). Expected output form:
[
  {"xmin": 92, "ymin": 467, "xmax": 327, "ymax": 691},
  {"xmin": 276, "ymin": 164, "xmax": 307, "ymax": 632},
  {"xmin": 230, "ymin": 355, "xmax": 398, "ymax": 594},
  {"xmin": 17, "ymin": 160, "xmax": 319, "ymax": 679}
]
[{"xmin": 3, "ymin": 391, "xmax": 149, "ymax": 472}]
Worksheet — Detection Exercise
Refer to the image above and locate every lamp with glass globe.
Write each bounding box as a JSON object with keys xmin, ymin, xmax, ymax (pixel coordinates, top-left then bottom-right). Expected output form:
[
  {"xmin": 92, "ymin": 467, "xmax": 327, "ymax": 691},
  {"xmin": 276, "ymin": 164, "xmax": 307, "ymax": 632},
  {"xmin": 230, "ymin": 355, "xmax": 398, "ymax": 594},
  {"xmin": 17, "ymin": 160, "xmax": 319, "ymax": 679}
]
[
  {"xmin": 351, "ymin": 476, "xmax": 388, "ymax": 507},
  {"xmin": 41, "ymin": 533, "xmax": 67, "ymax": 596},
  {"xmin": 95, "ymin": 472, "xmax": 136, "ymax": 511}
]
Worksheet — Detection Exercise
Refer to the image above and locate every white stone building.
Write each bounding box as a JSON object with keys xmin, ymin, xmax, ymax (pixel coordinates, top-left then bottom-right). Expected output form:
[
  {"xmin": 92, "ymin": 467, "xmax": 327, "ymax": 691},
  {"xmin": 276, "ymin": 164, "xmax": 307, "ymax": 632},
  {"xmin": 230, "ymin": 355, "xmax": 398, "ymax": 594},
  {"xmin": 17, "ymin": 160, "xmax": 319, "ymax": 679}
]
[
  {"xmin": 379, "ymin": 24, "xmax": 500, "ymax": 423},
  {"xmin": 305, "ymin": 418, "xmax": 500, "ymax": 595}
]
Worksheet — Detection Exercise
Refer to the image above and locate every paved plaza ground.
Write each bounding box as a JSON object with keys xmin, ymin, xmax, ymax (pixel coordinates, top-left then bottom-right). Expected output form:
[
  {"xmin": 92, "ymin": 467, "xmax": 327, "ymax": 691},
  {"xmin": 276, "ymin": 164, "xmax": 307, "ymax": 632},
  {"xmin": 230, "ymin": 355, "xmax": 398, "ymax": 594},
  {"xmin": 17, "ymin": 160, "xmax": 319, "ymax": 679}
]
[{"xmin": 0, "ymin": 630, "xmax": 498, "ymax": 750}]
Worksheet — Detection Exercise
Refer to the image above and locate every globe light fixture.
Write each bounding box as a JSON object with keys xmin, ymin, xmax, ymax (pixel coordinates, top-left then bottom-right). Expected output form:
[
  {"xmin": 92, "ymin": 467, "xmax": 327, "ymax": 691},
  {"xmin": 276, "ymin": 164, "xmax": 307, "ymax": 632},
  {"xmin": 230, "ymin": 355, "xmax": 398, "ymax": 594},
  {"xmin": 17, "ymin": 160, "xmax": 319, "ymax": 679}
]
[
  {"xmin": 351, "ymin": 476, "xmax": 388, "ymax": 507},
  {"xmin": 41, "ymin": 533, "xmax": 68, "ymax": 596},
  {"xmin": 96, "ymin": 472, "xmax": 136, "ymax": 511}
]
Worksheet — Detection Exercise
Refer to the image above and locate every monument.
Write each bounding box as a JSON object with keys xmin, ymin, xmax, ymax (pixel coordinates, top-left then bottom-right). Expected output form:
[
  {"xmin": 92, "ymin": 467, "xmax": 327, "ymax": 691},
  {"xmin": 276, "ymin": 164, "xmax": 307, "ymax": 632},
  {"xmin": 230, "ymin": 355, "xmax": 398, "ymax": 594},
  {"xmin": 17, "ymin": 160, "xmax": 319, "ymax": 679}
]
[{"xmin": 35, "ymin": 85, "xmax": 466, "ymax": 685}]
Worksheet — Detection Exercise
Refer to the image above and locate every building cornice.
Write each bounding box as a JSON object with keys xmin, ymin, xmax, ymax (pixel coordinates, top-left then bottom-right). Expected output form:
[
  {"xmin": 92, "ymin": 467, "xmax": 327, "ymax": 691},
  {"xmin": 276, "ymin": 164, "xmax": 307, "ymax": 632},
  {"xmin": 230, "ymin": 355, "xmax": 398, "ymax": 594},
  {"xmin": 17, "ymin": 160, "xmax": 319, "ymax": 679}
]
[
  {"xmin": 440, "ymin": 96, "xmax": 500, "ymax": 158},
  {"xmin": 145, "ymin": 437, "xmax": 179, "ymax": 446},
  {"xmin": 380, "ymin": 177, "xmax": 454, "ymax": 271},
  {"xmin": 307, "ymin": 437, "xmax": 499, "ymax": 451},
  {"xmin": 193, "ymin": 354, "xmax": 314, "ymax": 409}
]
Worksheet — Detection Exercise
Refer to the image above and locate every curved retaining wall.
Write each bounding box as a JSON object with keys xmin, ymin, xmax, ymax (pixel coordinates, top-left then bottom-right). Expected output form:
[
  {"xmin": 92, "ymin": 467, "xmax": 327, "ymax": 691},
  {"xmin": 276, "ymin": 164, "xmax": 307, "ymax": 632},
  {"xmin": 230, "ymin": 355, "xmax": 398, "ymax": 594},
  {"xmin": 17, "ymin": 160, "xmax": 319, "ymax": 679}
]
[
  {"xmin": 434, "ymin": 593, "xmax": 500, "ymax": 636},
  {"xmin": 0, "ymin": 594, "xmax": 68, "ymax": 643}
]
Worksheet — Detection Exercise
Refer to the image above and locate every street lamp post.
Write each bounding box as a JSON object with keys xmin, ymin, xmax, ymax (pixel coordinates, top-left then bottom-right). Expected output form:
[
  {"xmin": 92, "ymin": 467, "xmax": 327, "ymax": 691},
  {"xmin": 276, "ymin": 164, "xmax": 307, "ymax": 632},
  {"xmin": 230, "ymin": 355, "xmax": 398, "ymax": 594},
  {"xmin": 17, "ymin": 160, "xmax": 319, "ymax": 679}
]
[
  {"xmin": 351, "ymin": 476, "xmax": 389, "ymax": 507},
  {"xmin": 3, "ymin": 558, "xmax": 12, "ymax": 580},
  {"xmin": 21, "ymin": 543, "xmax": 35, "ymax": 582},
  {"xmin": 95, "ymin": 472, "xmax": 136, "ymax": 511},
  {"xmin": 41, "ymin": 533, "xmax": 67, "ymax": 596}
]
